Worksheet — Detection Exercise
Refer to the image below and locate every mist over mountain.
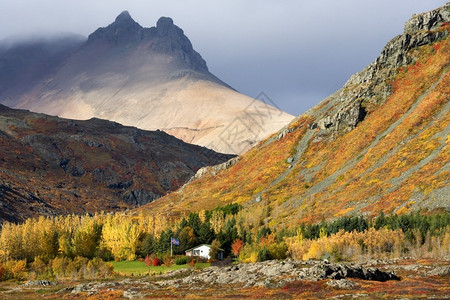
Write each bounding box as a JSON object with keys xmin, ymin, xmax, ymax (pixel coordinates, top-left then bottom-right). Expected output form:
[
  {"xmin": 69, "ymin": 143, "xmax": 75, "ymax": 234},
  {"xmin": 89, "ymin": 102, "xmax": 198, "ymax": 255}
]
[
  {"xmin": 0, "ymin": 11, "xmax": 293, "ymax": 154},
  {"xmin": 0, "ymin": 33, "xmax": 84, "ymax": 94}
]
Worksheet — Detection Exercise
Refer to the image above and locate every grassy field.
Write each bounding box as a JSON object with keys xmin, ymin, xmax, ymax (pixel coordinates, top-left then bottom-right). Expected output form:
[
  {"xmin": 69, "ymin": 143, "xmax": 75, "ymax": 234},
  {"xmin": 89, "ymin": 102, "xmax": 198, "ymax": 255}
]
[{"xmin": 111, "ymin": 260, "xmax": 210, "ymax": 275}]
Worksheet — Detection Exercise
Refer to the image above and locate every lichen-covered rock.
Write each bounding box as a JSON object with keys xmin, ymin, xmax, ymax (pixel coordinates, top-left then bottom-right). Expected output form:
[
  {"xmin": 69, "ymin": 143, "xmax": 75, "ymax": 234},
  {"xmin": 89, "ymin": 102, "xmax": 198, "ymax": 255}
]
[
  {"xmin": 153, "ymin": 260, "xmax": 399, "ymax": 289},
  {"xmin": 24, "ymin": 280, "xmax": 56, "ymax": 286},
  {"xmin": 304, "ymin": 263, "xmax": 400, "ymax": 282},
  {"xmin": 426, "ymin": 266, "xmax": 450, "ymax": 276},
  {"xmin": 327, "ymin": 279, "xmax": 358, "ymax": 289},
  {"xmin": 404, "ymin": 3, "xmax": 450, "ymax": 33},
  {"xmin": 310, "ymin": 3, "xmax": 449, "ymax": 136}
]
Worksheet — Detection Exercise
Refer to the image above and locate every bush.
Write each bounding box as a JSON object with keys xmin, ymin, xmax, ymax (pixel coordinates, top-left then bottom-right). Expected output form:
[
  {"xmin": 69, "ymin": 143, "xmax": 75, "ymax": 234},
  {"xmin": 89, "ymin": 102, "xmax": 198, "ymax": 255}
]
[
  {"xmin": 86, "ymin": 257, "xmax": 113, "ymax": 279},
  {"xmin": 0, "ymin": 263, "xmax": 5, "ymax": 281},
  {"xmin": 175, "ymin": 256, "xmax": 189, "ymax": 265},
  {"xmin": 257, "ymin": 247, "xmax": 271, "ymax": 262},
  {"xmin": 163, "ymin": 253, "xmax": 172, "ymax": 267},
  {"xmin": 267, "ymin": 242, "xmax": 288, "ymax": 260},
  {"xmin": 188, "ymin": 259, "xmax": 196, "ymax": 267},
  {"xmin": 249, "ymin": 252, "xmax": 258, "ymax": 263},
  {"xmin": 209, "ymin": 239, "xmax": 221, "ymax": 261},
  {"xmin": 51, "ymin": 256, "xmax": 70, "ymax": 279},
  {"xmin": 31, "ymin": 257, "xmax": 47, "ymax": 275},
  {"xmin": 66, "ymin": 256, "xmax": 89, "ymax": 280},
  {"xmin": 238, "ymin": 243, "xmax": 261, "ymax": 263},
  {"xmin": 98, "ymin": 247, "xmax": 114, "ymax": 262},
  {"xmin": 4, "ymin": 259, "xmax": 27, "ymax": 280},
  {"xmin": 152, "ymin": 257, "xmax": 161, "ymax": 267},
  {"xmin": 144, "ymin": 255, "xmax": 152, "ymax": 268}
]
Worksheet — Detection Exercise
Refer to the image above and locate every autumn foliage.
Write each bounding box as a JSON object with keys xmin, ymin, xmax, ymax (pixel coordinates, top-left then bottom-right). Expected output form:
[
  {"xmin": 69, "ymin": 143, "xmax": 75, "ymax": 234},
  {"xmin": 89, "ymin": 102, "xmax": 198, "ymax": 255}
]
[{"xmin": 231, "ymin": 239, "xmax": 244, "ymax": 257}]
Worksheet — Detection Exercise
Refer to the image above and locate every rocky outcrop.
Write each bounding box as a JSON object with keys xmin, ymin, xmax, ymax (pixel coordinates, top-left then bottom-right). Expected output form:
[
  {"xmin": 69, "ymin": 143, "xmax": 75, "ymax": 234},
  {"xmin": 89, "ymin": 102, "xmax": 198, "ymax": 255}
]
[
  {"xmin": 404, "ymin": 3, "xmax": 450, "ymax": 33},
  {"xmin": 193, "ymin": 156, "xmax": 239, "ymax": 179},
  {"xmin": 88, "ymin": 12, "xmax": 208, "ymax": 72},
  {"xmin": 315, "ymin": 100, "xmax": 366, "ymax": 131},
  {"xmin": 311, "ymin": 3, "xmax": 449, "ymax": 135},
  {"xmin": 24, "ymin": 280, "xmax": 56, "ymax": 286},
  {"xmin": 154, "ymin": 260, "xmax": 399, "ymax": 289},
  {"xmin": 304, "ymin": 262, "xmax": 399, "ymax": 282},
  {"xmin": 149, "ymin": 17, "xmax": 208, "ymax": 72},
  {"xmin": 122, "ymin": 189, "xmax": 160, "ymax": 206},
  {"xmin": 8, "ymin": 259, "xmax": 448, "ymax": 298},
  {"xmin": 88, "ymin": 11, "xmax": 143, "ymax": 45},
  {"xmin": 327, "ymin": 279, "xmax": 358, "ymax": 289}
]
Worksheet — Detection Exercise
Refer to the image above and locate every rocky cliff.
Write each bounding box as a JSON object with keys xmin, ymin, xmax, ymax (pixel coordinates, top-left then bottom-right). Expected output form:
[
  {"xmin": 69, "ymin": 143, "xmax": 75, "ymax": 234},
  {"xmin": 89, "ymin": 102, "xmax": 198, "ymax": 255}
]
[
  {"xmin": 87, "ymin": 11, "xmax": 208, "ymax": 72},
  {"xmin": 312, "ymin": 3, "xmax": 449, "ymax": 136}
]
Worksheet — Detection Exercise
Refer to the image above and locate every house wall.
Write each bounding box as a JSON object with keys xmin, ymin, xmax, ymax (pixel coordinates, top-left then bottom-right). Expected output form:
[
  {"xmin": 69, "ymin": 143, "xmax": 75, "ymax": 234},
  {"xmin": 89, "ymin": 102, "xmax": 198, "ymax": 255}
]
[
  {"xmin": 185, "ymin": 245, "xmax": 211, "ymax": 259},
  {"xmin": 196, "ymin": 245, "xmax": 211, "ymax": 259}
]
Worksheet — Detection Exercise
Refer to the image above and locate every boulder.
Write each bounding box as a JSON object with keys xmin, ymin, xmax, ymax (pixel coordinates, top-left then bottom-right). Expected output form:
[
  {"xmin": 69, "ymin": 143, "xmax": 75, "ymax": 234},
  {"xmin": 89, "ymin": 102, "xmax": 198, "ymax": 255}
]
[
  {"xmin": 24, "ymin": 280, "xmax": 56, "ymax": 286},
  {"xmin": 326, "ymin": 279, "xmax": 358, "ymax": 289}
]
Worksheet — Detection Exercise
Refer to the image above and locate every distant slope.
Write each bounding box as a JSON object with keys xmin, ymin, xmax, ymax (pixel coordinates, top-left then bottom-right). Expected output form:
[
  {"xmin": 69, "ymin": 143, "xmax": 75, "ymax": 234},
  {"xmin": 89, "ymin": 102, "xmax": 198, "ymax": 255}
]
[
  {"xmin": 138, "ymin": 4, "xmax": 450, "ymax": 226},
  {"xmin": 0, "ymin": 12, "xmax": 293, "ymax": 154},
  {"xmin": 0, "ymin": 104, "xmax": 233, "ymax": 223}
]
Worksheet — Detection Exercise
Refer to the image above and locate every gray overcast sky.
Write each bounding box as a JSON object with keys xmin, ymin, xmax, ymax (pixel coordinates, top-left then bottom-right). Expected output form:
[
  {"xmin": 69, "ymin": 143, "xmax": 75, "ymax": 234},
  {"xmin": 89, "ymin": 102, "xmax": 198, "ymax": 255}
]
[{"xmin": 0, "ymin": 0, "xmax": 447, "ymax": 115}]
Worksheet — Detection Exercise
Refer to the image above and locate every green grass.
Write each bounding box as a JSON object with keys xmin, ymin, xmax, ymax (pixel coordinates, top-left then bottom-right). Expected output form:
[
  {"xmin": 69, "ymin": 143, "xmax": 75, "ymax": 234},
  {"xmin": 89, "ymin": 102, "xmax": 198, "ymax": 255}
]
[{"xmin": 111, "ymin": 261, "xmax": 210, "ymax": 275}]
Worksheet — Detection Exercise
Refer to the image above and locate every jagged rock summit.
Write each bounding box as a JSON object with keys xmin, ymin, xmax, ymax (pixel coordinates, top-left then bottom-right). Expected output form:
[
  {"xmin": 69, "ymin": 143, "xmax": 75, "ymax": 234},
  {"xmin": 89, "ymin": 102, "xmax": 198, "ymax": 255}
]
[
  {"xmin": 0, "ymin": 12, "xmax": 293, "ymax": 154},
  {"xmin": 88, "ymin": 10, "xmax": 143, "ymax": 45}
]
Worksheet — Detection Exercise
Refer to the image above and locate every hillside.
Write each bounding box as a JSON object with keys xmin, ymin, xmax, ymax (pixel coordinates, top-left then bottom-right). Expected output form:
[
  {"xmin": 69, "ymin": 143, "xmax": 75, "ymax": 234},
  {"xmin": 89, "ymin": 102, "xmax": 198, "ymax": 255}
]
[
  {"xmin": 0, "ymin": 12, "xmax": 293, "ymax": 154},
  {"xmin": 0, "ymin": 104, "xmax": 233, "ymax": 223},
  {"xmin": 139, "ymin": 4, "xmax": 450, "ymax": 227}
]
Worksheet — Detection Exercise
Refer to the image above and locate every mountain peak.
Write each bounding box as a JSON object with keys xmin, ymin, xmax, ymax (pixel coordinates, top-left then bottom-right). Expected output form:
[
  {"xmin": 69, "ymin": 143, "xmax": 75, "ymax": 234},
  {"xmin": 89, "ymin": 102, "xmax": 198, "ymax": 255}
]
[
  {"xmin": 157, "ymin": 16, "xmax": 174, "ymax": 27},
  {"xmin": 88, "ymin": 10, "xmax": 142, "ymax": 45},
  {"xmin": 87, "ymin": 13, "xmax": 208, "ymax": 71},
  {"xmin": 115, "ymin": 10, "xmax": 133, "ymax": 22},
  {"xmin": 154, "ymin": 16, "xmax": 183, "ymax": 38}
]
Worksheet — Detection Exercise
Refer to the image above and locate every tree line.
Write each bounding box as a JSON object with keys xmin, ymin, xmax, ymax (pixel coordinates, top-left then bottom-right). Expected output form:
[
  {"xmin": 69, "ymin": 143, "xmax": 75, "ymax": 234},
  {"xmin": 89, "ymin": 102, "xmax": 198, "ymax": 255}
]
[{"xmin": 0, "ymin": 207, "xmax": 448, "ymax": 266}]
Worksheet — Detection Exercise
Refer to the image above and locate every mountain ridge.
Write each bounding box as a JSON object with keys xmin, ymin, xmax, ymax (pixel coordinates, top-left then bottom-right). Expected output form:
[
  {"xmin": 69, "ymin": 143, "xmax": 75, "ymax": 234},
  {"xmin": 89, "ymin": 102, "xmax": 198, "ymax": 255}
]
[
  {"xmin": 0, "ymin": 103, "xmax": 234, "ymax": 223},
  {"xmin": 87, "ymin": 12, "xmax": 209, "ymax": 73},
  {"xmin": 137, "ymin": 3, "xmax": 450, "ymax": 226}
]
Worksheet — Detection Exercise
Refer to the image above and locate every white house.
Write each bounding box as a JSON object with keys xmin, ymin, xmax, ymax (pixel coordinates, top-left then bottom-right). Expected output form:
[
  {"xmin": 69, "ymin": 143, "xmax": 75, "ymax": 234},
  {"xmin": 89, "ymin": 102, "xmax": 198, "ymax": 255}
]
[{"xmin": 185, "ymin": 244, "xmax": 224, "ymax": 260}]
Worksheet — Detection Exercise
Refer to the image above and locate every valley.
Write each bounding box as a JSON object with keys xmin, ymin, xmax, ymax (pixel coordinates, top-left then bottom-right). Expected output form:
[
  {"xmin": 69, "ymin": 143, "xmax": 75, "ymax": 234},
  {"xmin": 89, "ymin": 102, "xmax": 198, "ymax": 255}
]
[{"xmin": 0, "ymin": 3, "xmax": 448, "ymax": 299}]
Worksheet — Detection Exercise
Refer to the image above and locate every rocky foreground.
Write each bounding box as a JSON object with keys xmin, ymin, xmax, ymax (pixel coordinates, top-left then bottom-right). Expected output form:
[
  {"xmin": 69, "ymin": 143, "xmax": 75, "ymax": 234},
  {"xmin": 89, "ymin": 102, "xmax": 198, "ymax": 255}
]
[
  {"xmin": 2, "ymin": 259, "xmax": 449, "ymax": 299},
  {"xmin": 154, "ymin": 260, "xmax": 400, "ymax": 289}
]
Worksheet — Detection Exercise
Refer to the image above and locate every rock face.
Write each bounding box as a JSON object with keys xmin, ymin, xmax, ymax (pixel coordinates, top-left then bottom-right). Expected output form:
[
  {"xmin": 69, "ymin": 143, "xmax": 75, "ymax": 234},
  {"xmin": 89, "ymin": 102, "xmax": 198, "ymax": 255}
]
[
  {"xmin": 88, "ymin": 11, "xmax": 143, "ymax": 45},
  {"xmin": 0, "ymin": 104, "xmax": 234, "ymax": 223},
  {"xmin": 311, "ymin": 3, "xmax": 449, "ymax": 135},
  {"xmin": 88, "ymin": 12, "xmax": 208, "ymax": 72},
  {"xmin": 404, "ymin": 4, "xmax": 450, "ymax": 33},
  {"xmin": 0, "ymin": 12, "xmax": 293, "ymax": 154},
  {"xmin": 305, "ymin": 262, "xmax": 399, "ymax": 281},
  {"xmin": 154, "ymin": 260, "xmax": 399, "ymax": 289}
]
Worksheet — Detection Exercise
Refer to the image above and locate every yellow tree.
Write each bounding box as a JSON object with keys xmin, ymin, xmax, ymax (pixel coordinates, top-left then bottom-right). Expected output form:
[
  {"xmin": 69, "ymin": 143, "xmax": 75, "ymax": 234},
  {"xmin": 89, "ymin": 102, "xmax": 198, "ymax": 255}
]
[
  {"xmin": 102, "ymin": 215, "xmax": 141, "ymax": 260},
  {"xmin": 210, "ymin": 211, "xmax": 225, "ymax": 234}
]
